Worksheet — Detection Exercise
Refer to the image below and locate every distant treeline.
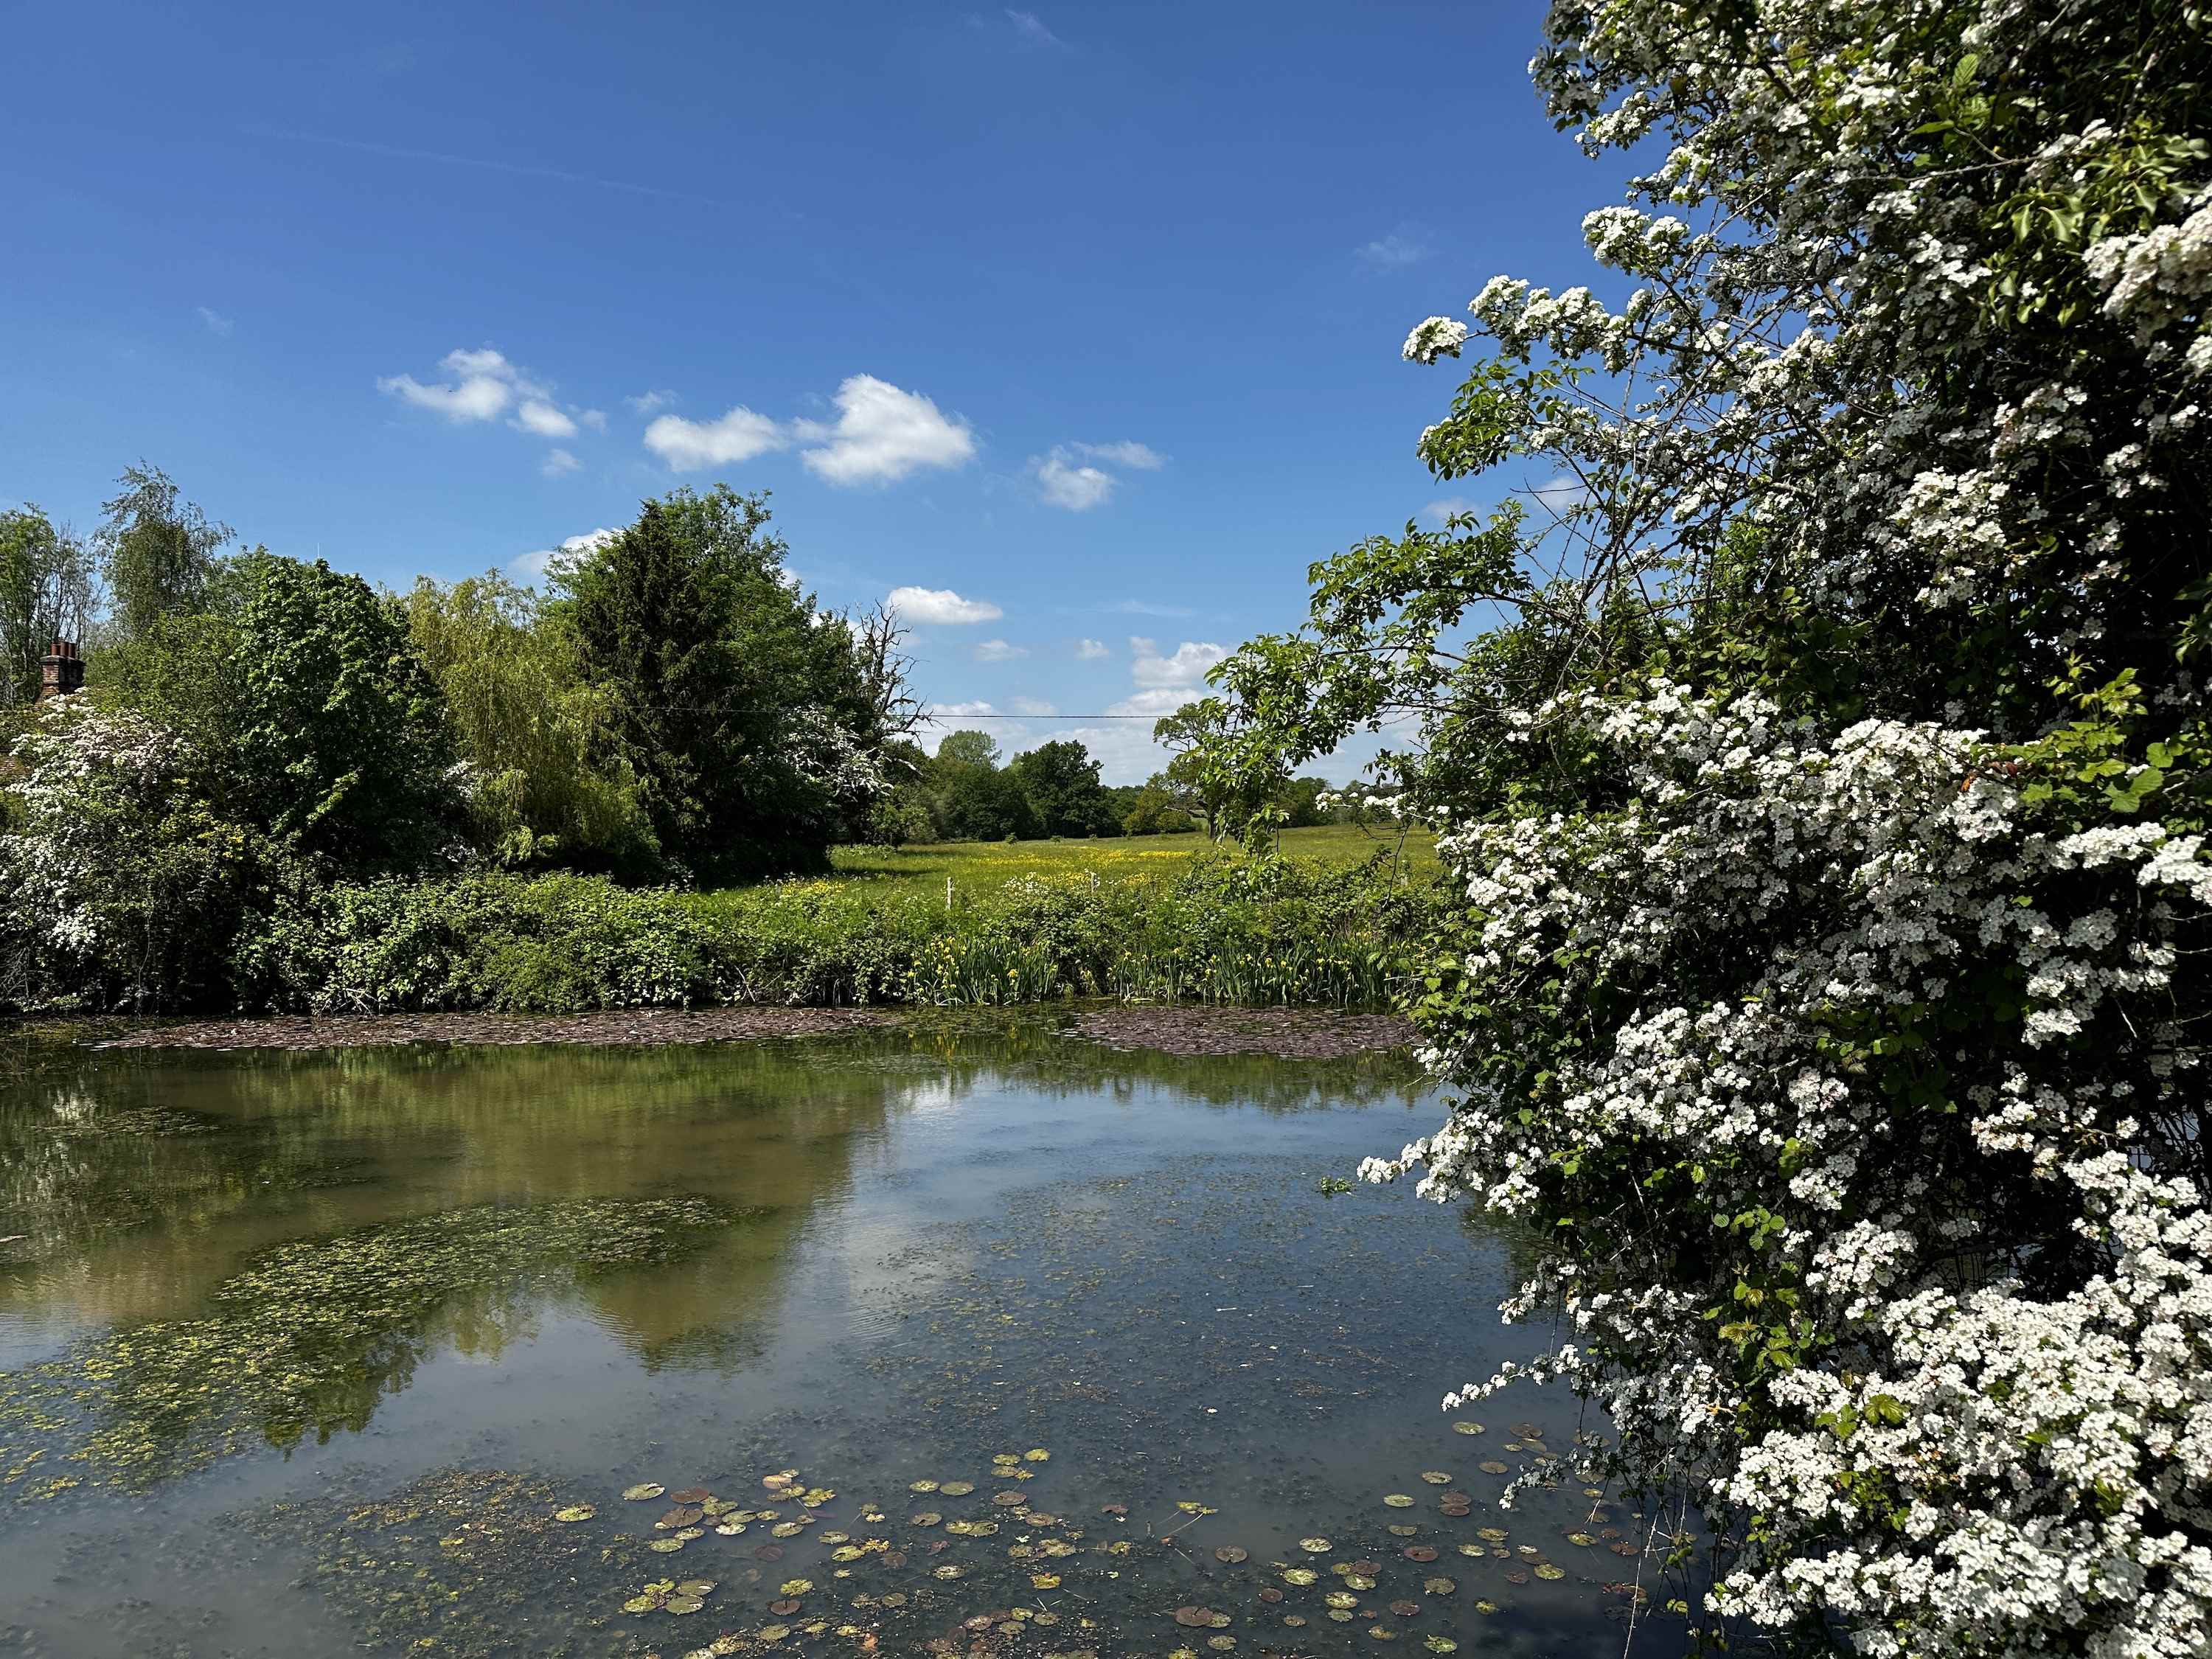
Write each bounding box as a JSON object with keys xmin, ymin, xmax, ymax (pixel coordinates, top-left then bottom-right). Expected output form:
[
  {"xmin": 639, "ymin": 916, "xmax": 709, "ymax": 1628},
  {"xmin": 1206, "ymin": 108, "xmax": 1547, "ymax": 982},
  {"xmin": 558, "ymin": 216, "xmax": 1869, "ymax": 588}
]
[{"xmin": 864, "ymin": 724, "xmax": 1380, "ymax": 847}]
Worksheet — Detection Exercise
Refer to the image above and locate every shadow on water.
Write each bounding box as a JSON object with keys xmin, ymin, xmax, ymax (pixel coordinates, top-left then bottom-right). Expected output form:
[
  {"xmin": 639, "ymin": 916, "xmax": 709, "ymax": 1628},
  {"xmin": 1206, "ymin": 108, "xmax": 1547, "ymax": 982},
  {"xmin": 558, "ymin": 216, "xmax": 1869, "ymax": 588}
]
[{"xmin": 0, "ymin": 1015, "xmax": 1692, "ymax": 1659}]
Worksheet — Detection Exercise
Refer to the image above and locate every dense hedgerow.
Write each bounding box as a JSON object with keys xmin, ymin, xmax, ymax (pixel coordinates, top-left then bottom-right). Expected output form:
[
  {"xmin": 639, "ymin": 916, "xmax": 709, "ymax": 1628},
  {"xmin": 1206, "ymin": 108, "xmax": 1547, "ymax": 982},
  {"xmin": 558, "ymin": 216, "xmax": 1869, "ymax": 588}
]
[{"xmin": 228, "ymin": 855, "xmax": 1433, "ymax": 1015}]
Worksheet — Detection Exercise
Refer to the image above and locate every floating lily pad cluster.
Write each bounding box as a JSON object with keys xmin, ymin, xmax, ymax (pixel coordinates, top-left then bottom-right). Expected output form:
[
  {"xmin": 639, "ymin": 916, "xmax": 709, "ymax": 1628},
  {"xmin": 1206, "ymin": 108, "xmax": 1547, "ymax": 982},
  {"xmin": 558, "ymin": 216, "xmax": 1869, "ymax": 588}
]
[
  {"xmin": 511, "ymin": 1420, "xmax": 1651, "ymax": 1656},
  {"xmin": 243, "ymin": 1413, "xmax": 1659, "ymax": 1659}
]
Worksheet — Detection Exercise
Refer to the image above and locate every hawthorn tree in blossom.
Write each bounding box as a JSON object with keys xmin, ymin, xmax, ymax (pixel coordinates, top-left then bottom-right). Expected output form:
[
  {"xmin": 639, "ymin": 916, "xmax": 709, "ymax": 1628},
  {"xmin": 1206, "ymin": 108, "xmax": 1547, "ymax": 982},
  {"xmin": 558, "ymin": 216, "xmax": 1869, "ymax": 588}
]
[{"xmin": 1208, "ymin": 1, "xmax": 2211, "ymax": 1652}]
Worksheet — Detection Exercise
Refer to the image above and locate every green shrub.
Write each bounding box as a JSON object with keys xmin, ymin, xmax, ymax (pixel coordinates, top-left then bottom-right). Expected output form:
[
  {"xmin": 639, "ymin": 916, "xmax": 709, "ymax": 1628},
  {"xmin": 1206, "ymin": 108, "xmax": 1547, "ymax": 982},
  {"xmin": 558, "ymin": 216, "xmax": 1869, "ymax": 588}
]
[{"xmin": 232, "ymin": 852, "xmax": 1439, "ymax": 1015}]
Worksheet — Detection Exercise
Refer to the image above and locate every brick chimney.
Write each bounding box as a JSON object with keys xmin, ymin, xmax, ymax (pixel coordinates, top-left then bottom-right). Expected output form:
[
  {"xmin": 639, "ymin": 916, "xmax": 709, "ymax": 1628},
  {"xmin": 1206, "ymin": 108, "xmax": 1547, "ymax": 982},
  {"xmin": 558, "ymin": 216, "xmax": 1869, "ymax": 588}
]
[{"xmin": 37, "ymin": 639, "xmax": 84, "ymax": 702}]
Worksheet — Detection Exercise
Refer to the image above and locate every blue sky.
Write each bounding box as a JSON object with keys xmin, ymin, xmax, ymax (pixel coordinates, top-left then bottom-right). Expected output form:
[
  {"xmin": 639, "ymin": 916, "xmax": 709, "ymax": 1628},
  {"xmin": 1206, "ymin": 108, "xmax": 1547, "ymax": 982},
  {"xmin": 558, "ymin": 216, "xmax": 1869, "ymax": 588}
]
[{"xmin": 2, "ymin": 1, "xmax": 1611, "ymax": 782}]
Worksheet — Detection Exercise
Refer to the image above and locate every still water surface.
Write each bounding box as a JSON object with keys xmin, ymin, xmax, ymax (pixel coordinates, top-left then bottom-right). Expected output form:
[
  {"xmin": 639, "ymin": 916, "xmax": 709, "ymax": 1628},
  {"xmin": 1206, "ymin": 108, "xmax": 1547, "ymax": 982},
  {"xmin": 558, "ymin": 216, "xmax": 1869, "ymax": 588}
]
[{"xmin": 0, "ymin": 1015, "xmax": 1677, "ymax": 1658}]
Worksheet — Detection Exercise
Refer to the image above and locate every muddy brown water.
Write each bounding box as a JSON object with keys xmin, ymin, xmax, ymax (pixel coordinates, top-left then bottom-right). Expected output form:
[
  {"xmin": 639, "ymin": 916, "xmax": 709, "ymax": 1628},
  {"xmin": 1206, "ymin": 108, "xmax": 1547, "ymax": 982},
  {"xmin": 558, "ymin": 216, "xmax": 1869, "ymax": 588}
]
[{"xmin": 0, "ymin": 1012, "xmax": 1687, "ymax": 1658}]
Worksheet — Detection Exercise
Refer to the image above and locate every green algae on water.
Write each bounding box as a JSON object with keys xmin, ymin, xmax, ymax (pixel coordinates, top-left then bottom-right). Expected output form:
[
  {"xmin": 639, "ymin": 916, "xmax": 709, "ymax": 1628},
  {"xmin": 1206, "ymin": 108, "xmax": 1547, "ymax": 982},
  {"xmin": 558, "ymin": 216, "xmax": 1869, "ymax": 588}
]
[{"xmin": 0, "ymin": 1197, "xmax": 751, "ymax": 1496}]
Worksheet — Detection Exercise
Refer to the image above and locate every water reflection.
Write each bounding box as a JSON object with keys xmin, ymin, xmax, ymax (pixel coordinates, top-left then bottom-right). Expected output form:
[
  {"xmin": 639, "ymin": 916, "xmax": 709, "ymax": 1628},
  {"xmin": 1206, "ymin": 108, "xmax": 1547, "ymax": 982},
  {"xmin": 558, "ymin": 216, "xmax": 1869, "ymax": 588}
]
[{"xmin": 0, "ymin": 1015, "xmax": 1687, "ymax": 1658}]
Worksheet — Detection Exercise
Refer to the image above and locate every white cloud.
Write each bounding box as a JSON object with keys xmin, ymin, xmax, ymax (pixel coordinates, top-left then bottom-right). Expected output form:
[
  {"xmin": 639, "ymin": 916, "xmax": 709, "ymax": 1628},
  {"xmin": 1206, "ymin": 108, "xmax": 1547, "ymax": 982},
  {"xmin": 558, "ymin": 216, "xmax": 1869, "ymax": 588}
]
[
  {"xmin": 1075, "ymin": 638, "xmax": 1110, "ymax": 660},
  {"xmin": 1010, "ymin": 697, "xmax": 1057, "ymax": 715},
  {"xmin": 512, "ymin": 526, "xmax": 618, "ymax": 583},
  {"xmin": 380, "ymin": 347, "xmax": 521, "ymax": 422},
  {"xmin": 796, "ymin": 375, "xmax": 976, "ymax": 486},
  {"xmin": 1113, "ymin": 598, "xmax": 1195, "ymax": 618},
  {"xmin": 515, "ymin": 399, "xmax": 578, "ymax": 439},
  {"xmin": 644, "ymin": 405, "xmax": 788, "ymax": 470},
  {"xmin": 1357, "ymin": 231, "xmax": 1431, "ymax": 270},
  {"xmin": 1419, "ymin": 495, "xmax": 1483, "ymax": 527},
  {"xmin": 380, "ymin": 347, "xmax": 592, "ymax": 459},
  {"xmin": 928, "ymin": 700, "xmax": 998, "ymax": 721},
  {"xmin": 973, "ymin": 639, "xmax": 1029, "ymax": 662},
  {"xmin": 541, "ymin": 448, "xmax": 580, "ymax": 477},
  {"xmin": 1531, "ymin": 474, "xmax": 1587, "ymax": 515},
  {"xmin": 196, "ymin": 305, "xmax": 233, "ymax": 336},
  {"xmin": 627, "ymin": 389, "xmax": 676, "ymax": 414},
  {"xmin": 1035, "ymin": 450, "xmax": 1116, "ymax": 511},
  {"xmin": 577, "ymin": 408, "xmax": 608, "ymax": 431},
  {"xmin": 1034, "ymin": 439, "xmax": 1166, "ymax": 511},
  {"xmin": 886, "ymin": 585, "xmax": 1004, "ymax": 625},
  {"xmin": 1107, "ymin": 686, "xmax": 1196, "ymax": 718},
  {"xmin": 1130, "ymin": 636, "xmax": 1227, "ymax": 688},
  {"xmin": 1071, "ymin": 440, "xmax": 1166, "ymax": 470},
  {"xmin": 1004, "ymin": 8, "xmax": 1068, "ymax": 48}
]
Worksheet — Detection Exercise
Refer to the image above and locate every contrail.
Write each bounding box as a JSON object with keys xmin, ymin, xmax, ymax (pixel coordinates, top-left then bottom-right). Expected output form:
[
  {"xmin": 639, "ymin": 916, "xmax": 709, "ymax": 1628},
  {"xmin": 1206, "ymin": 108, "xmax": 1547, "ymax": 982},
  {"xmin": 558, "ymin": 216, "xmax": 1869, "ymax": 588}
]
[{"xmin": 242, "ymin": 124, "xmax": 727, "ymax": 206}]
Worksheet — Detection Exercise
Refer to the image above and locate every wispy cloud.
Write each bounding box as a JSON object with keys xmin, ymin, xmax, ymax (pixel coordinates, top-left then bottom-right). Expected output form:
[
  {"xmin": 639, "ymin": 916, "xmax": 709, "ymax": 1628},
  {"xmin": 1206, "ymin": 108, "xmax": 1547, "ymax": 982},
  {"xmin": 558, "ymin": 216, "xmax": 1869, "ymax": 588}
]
[
  {"xmin": 541, "ymin": 448, "xmax": 580, "ymax": 477},
  {"xmin": 1002, "ymin": 9, "xmax": 1068, "ymax": 49},
  {"xmin": 886, "ymin": 585, "xmax": 1003, "ymax": 625},
  {"xmin": 248, "ymin": 125, "xmax": 725, "ymax": 206},
  {"xmin": 797, "ymin": 375, "xmax": 975, "ymax": 487},
  {"xmin": 1071, "ymin": 440, "xmax": 1166, "ymax": 470},
  {"xmin": 1113, "ymin": 599, "xmax": 1196, "ymax": 619},
  {"xmin": 1419, "ymin": 495, "xmax": 1483, "ymax": 527},
  {"xmin": 1356, "ymin": 229, "xmax": 1431, "ymax": 270},
  {"xmin": 1075, "ymin": 638, "xmax": 1110, "ymax": 660},
  {"xmin": 1010, "ymin": 697, "xmax": 1057, "ymax": 716},
  {"xmin": 626, "ymin": 389, "xmax": 676, "ymax": 416},
  {"xmin": 195, "ymin": 305, "xmax": 234, "ymax": 336},
  {"xmin": 643, "ymin": 405, "xmax": 787, "ymax": 470},
  {"xmin": 973, "ymin": 639, "xmax": 1029, "ymax": 662}
]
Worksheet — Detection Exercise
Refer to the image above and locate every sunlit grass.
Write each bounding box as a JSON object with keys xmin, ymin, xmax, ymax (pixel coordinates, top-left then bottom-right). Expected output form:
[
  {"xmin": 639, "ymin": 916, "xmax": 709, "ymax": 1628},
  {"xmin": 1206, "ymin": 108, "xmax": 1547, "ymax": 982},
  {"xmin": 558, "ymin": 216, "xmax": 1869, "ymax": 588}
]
[{"xmin": 820, "ymin": 824, "xmax": 1436, "ymax": 900}]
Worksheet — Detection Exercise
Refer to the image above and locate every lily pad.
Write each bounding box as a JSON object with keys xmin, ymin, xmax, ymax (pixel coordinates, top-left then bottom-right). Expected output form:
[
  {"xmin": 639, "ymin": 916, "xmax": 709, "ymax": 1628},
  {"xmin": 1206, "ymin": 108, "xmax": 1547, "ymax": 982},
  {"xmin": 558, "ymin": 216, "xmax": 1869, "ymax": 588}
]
[
  {"xmin": 624, "ymin": 1484, "xmax": 667, "ymax": 1502},
  {"xmin": 1299, "ymin": 1537, "xmax": 1332, "ymax": 1554},
  {"xmin": 939, "ymin": 1481, "xmax": 975, "ymax": 1496},
  {"xmin": 1214, "ymin": 1546, "xmax": 1248, "ymax": 1564},
  {"xmin": 554, "ymin": 1504, "xmax": 596, "ymax": 1523},
  {"xmin": 1534, "ymin": 1563, "xmax": 1566, "ymax": 1580},
  {"xmin": 1383, "ymin": 1495, "xmax": 1415, "ymax": 1509},
  {"xmin": 1478, "ymin": 1461, "xmax": 1509, "ymax": 1475},
  {"xmin": 1423, "ymin": 1576, "xmax": 1455, "ymax": 1595},
  {"xmin": 664, "ymin": 1596, "xmax": 703, "ymax": 1615}
]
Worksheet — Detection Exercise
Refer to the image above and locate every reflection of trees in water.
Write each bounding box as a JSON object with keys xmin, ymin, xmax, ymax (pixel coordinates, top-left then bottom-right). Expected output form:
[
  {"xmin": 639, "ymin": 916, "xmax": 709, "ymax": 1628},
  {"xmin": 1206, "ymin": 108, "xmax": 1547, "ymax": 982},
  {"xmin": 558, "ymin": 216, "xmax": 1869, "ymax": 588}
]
[
  {"xmin": 0, "ymin": 1014, "xmax": 1431, "ymax": 1497},
  {"xmin": 0, "ymin": 1082, "xmax": 378, "ymax": 1276},
  {"xmin": 0, "ymin": 1197, "xmax": 746, "ymax": 1496}
]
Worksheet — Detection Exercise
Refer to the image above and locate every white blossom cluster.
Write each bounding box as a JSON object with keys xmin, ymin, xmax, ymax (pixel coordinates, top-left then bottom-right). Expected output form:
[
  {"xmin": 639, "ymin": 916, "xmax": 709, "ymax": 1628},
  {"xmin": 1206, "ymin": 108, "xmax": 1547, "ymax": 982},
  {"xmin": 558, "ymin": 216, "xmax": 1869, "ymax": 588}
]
[
  {"xmin": 1404, "ymin": 0, "xmax": 2208, "ymax": 672},
  {"xmin": 0, "ymin": 695, "xmax": 195, "ymax": 961},
  {"xmin": 1365, "ymin": 681, "xmax": 2212, "ymax": 1654}
]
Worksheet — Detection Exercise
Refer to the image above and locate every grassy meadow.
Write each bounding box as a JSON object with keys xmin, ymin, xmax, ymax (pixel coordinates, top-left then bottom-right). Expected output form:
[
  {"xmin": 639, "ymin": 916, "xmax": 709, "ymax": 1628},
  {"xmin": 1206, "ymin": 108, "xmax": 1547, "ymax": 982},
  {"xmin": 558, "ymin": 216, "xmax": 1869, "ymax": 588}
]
[{"xmin": 821, "ymin": 824, "xmax": 1439, "ymax": 900}]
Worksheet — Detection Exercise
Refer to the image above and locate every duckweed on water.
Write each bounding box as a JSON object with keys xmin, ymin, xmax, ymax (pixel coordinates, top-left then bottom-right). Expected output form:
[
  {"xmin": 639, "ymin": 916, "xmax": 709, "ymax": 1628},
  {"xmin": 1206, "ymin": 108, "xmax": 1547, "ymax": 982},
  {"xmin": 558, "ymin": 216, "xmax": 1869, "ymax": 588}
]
[{"xmin": 0, "ymin": 1197, "xmax": 749, "ymax": 1496}]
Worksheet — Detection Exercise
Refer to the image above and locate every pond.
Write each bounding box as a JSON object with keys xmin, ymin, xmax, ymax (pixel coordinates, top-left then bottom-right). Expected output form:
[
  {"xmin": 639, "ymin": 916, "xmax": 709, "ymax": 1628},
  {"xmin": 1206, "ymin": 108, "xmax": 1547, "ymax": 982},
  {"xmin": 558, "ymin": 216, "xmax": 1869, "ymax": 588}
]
[{"xmin": 0, "ymin": 1013, "xmax": 1683, "ymax": 1658}]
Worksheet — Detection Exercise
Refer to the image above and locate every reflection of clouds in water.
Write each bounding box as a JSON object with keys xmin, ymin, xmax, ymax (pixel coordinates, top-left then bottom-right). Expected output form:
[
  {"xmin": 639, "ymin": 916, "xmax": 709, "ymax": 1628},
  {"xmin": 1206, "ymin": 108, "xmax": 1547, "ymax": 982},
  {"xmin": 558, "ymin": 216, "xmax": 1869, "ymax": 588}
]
[{"xmin": 893, "ymin": 1076, "xmax": 967, "ymax": 1117}]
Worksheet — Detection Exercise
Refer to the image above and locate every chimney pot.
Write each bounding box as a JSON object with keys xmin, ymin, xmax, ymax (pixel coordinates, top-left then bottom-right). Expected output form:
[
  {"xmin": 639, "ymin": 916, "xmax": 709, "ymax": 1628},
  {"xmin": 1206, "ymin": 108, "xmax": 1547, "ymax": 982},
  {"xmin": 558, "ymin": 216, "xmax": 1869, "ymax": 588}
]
[{"xmin": 37, "ymin": 639, "xmax": 86, "ymax": 702}]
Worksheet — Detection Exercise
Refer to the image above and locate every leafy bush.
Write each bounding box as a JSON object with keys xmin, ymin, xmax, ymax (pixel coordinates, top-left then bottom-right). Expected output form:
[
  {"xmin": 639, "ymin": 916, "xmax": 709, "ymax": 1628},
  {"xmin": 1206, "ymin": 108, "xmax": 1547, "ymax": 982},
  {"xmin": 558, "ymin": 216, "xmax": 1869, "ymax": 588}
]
[
  {"xmin": 0, "ymin": 697, "xmax": 266, "ymax": 1011},
  {"xmin": 233, "ymin": 854, "xmax": 1438, "ymax": 1015}
]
